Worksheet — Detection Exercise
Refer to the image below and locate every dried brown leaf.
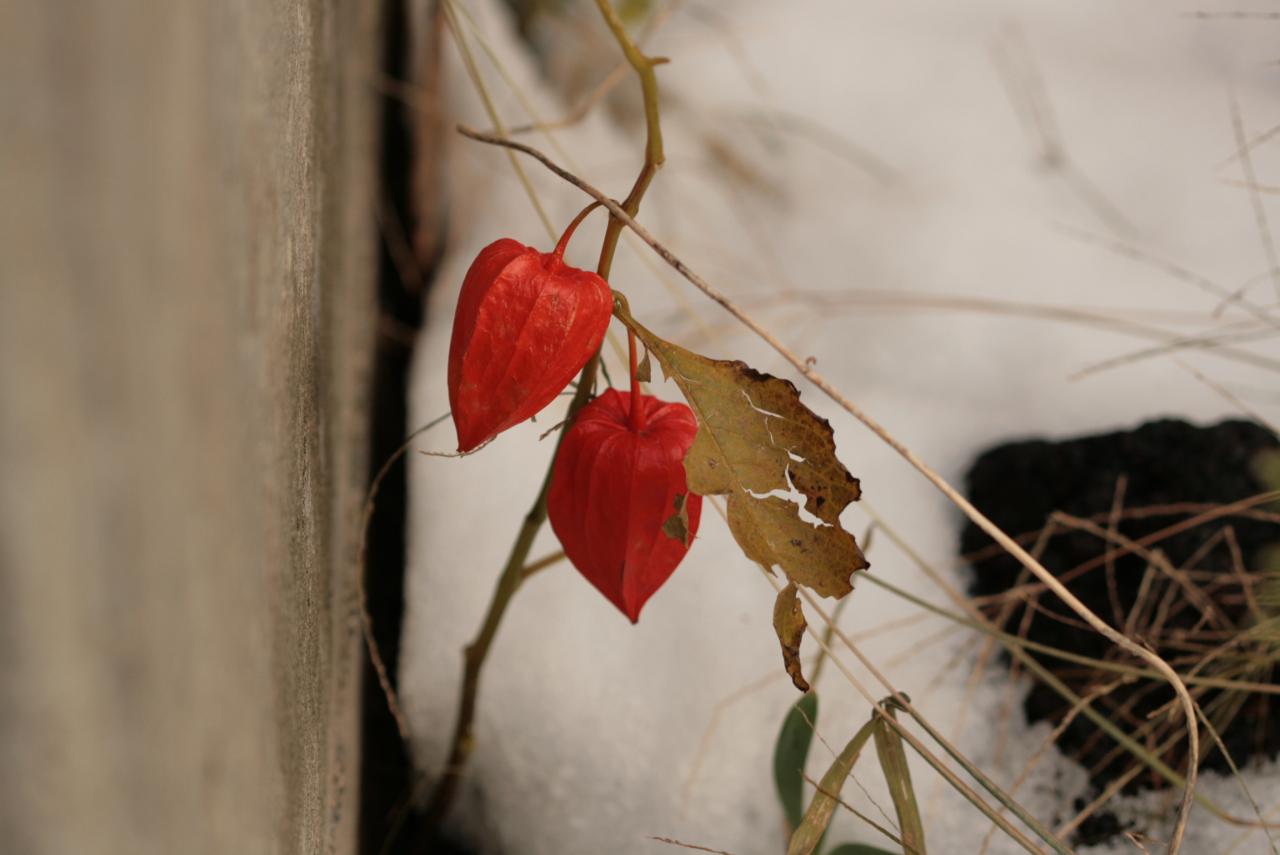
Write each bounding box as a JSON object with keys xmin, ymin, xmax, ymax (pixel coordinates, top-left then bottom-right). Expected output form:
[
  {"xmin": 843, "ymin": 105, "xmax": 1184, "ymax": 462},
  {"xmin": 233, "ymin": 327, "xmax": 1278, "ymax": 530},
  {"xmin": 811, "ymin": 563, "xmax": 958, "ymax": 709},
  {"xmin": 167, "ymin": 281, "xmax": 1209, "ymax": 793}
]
[
  {"xmin": 774, "ymin": 583, "xmax": 810, "ymax": 692},
  {"xmin": 637, "ymin": 345, "xmax": 653, "ymax": 383},
  {"xmin": 662, "ymin": 492, "xmax": 691, "ymax": 546},
  {"xmin": 615, "ymin": 296, "xmax": 868, "ymax": 600}
]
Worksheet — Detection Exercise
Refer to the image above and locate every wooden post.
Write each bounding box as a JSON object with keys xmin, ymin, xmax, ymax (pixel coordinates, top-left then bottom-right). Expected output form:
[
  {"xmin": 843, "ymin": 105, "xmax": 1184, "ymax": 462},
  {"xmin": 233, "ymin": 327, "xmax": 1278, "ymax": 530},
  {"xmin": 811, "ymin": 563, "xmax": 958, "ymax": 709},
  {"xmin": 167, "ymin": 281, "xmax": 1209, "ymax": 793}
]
[{"xmin": 0, "ymin": 2, "xmax": 383, "ymax": 853}]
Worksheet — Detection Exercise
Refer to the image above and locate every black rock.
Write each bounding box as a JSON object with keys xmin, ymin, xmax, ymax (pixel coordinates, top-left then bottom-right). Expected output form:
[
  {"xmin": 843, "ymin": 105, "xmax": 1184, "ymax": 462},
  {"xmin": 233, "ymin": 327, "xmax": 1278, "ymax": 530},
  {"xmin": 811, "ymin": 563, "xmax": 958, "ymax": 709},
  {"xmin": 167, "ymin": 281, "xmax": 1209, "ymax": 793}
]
[{"xmin": 961, "ymin": 418, "xmax": 1279, "ymax": 813}]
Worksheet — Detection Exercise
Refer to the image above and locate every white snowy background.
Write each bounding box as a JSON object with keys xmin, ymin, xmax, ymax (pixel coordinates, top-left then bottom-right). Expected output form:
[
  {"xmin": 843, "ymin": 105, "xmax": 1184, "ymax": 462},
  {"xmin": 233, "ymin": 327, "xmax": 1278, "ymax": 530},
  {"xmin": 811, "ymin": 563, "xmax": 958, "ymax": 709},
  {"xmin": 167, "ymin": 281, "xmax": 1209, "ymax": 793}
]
[{"xmin": 400, "ymin": 1, "xmax": 1280, "ymax": 852}]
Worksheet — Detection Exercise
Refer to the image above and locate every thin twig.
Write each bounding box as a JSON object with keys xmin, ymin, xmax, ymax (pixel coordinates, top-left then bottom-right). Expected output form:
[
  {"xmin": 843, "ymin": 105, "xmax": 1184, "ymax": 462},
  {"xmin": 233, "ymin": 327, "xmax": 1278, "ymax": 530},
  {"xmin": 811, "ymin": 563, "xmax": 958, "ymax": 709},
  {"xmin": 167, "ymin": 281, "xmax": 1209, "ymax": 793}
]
[
  {"xmin": 991, "ymin": 26, "xmax": 1134, "ymax": 234},
  {"xmin": 1069, "ymin": 322, "xmax": 1280, "ymax": 381},
  {"xmin": 1229, "ymin": 89, "xmax": 1280, "ymax": 301},
  {"xmin": 488, "ymin": 0, "xmax": 678, "ymax": 137},
  {"xmin": 1052, "ymin": 512, "xmax": 1228, "ymax": 632},
  {"xmin": 1186, "ymin": 11, "xmax": 1280, "ymax": 20},
  {"xmin": 862, "ymin": 508, "xmax": 1280, "ymax": 828},
  {"xmin": 503, "ymin": 61, "xmax": 630, "ymax": 136},
  {"xmin": 441, "ymin": 1, "xmax": 554, "ymax": 237},
  {"xmin": 1214, "ymin": 120, "xmax": 1280, "ymax": 171},
  {"xmin": 1053, "ymin": 221, "xmax": 1279, "ymax": 328},
  {"xmin": 358, "ymin": 413, "xmax": 452, "ymax": 743},
  {"xmin": 983, "ymin": 490, "xmax": 1280, "ymax": 603},
  {"xmin": 1105, "ymin": 476, "xmax": 1130, "ymax": 628},
  {"xmin": 1177, "ymin": 359, "xmax": 1280, "ymax": 436},
  {"xmin": 979, "ymin": 678, "xmax": 1128, "ymax": 855},
  {"xmin": 648, "ymin": 836, "xmax": 736, "ymax": 855}
]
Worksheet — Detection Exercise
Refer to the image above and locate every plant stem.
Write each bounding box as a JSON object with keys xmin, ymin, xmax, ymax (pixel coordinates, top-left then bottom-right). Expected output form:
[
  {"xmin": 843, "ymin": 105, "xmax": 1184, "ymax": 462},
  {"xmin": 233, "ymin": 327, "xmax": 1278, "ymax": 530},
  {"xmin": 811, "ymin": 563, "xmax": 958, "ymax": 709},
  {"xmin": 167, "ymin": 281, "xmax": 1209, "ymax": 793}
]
[
  {"xmin": 421, "ymin": 414, "xmax": 565, "ymax": 829},
  {"xmin": 424, "ymin": 0, "xmax": 663, "ymax": 831},
  {"xmin": 628, "ymin": 330, "xmax": 645, "ymax": 430},
  {"xmin": 552, "ymin": 201, "xmax": 603, "ymax": 260},
  {"xmin": 592, "ymin": 0, "xmax": 664, "ymax": 277}
]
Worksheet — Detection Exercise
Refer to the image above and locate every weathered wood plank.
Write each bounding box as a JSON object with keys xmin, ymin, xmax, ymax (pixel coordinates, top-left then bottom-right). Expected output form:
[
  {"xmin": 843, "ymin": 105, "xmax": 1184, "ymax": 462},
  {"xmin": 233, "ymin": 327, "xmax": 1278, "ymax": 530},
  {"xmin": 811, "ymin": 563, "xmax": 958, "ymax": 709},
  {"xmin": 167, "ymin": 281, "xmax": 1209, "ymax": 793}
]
[{"xmin": 0, "ymin": 2, "xmax": 382, "ymax": 853}]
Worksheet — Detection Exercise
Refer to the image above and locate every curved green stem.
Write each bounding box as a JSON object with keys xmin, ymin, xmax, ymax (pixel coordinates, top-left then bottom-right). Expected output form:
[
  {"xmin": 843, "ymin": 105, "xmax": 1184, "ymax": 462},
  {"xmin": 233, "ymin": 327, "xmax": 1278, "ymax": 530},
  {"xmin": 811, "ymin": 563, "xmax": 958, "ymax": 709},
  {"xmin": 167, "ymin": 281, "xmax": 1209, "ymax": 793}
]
[
  {"xmin": 592, "ymin": 0, "xmax": 664, "ymax": 277},
  {"xmin": 627, "ymin": 330, "xmax": 645, "ymax": 430},
  {"xmin": 552, "ymin": 200, "xmax": 603, "ymax": 261},
  {"xmin": 424, "ymin": 0, "xmax": 664, "ymax": 832}
]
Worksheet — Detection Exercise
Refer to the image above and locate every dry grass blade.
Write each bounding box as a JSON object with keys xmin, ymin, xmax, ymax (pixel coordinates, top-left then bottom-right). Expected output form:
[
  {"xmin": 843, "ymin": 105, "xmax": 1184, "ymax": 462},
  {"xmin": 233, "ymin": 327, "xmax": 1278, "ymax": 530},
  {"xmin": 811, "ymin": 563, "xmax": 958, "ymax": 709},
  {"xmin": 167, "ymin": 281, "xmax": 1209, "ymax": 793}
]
[
  {"xmin": 979, "ymin": 679, "xmax": 1128, "ymax": 855},
  {"xmin": 1069, "ymin": 323, "xmax": 1280, "ymax": 381},
  {"xmin": 991, "ymin": 25, "xmax": 1134, "ymax": 234},
  {"xmin": 786, "ymin": 586, "xmax": 1057, "ymax": 854},
  {"xmin": 1178, "ymin": 360, "xmax": 1280, "ymax": 436},
  {"xmin": 861, "ymin": 508, "xmax": 1280, "ymax": 828},
  {"xmin": 1228, "ymin": 89, "xmax": 1280, "ymax": 301},
  {"xmin": 787, "ymin": 716, "xmax": 878, "ymax": 855},
  {"xmin": 1054, "ymin": 222, "xmax": 1279, "ymax": 329},
  {"xmin": 1195, "ymin": 705, "xmax": 1280, "ymax": 854},
  {"xmin": 873, "ymin": 707, "xmax": 927, "ymax": 855},
  {"xmin": 807, "ymin": 605, "xmax": 1071, "ymax": 854},
  {"xmin": 649, "ymin": 836, "xmax": 737, "ymax": 855},
  {"xmin": 440, "ymin": 0, "xmax": 553, "ymax": 236},
  {"xmin": 1186, "ymin": 11, "xmax": 1280, "ymax": 20},
  {"xmin": 1215, "ymin": 120, "xmax": 1280, "ymax": 171}
]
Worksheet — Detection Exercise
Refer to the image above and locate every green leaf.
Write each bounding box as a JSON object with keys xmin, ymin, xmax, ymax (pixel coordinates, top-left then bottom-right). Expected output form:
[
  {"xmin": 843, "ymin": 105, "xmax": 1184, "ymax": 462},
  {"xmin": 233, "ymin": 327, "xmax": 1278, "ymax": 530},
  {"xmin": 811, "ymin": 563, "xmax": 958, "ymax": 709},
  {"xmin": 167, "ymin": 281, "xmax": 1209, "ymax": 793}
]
[
  {"xmin": 823, "ymin": 845, "xmax": 899, "ymax": 855},
  {"xmin": 774, "ymin": 691, "xmax": 819, "ymax": 830},
  {"xmin": 774, "ymin": 583, "xmax": 811, "ymax": 692},
  {"xmin": 873, "ymin": 710, "xmax": 926, "ymax": 855},
  {"xmin": 787, "ymin": 717, "xmax": 877, "ymax": 855}
]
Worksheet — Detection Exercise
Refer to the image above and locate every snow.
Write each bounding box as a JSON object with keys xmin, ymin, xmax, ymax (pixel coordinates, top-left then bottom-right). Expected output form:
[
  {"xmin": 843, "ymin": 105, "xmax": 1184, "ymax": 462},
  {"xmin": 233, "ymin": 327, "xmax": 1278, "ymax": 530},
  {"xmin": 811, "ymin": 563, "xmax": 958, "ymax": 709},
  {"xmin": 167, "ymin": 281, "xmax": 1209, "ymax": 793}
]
[{"xmin": 401, "ymin": 1, "xmax": 1280, "ymax": 852}]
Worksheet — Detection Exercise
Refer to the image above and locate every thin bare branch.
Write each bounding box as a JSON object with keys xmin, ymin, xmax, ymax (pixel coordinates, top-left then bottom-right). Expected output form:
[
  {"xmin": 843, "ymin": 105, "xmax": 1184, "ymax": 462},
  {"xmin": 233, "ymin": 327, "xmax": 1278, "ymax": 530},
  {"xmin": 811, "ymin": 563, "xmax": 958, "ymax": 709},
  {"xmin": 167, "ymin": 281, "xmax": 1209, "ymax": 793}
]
[
  {"xmin": 1228, "ymin": 89, "xmax": 1280, "ymax": 300},
  {"xmin": 359, "ymin": 413, "xmax": 453, "ymax": 743},
  {"xmin": 648, "ymin": 836, "xmax": 736, "ymax": 855}
]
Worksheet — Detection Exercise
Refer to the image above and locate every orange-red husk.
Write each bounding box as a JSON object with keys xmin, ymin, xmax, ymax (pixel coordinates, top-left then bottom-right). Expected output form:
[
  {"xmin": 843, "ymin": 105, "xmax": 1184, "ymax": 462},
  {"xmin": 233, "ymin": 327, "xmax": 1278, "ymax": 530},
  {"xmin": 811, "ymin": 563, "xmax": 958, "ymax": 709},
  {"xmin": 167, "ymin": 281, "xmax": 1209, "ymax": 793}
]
[
  {"xmin": 548, "ymin": 389, "xmax": 703, "ymax": 622},
  {"xmin": 447, "ymin": 238, "xmax": 612, "ymax": 452}
]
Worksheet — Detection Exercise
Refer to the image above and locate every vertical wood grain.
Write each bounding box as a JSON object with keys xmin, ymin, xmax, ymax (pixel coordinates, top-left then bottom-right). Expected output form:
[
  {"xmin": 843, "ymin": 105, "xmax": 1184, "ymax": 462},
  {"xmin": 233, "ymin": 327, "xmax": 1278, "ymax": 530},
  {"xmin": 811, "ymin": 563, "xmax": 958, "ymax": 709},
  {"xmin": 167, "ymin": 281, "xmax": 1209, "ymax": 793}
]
[{"xmin": 0, "ymin": 2, "xmax": 382, "ymax": 853}]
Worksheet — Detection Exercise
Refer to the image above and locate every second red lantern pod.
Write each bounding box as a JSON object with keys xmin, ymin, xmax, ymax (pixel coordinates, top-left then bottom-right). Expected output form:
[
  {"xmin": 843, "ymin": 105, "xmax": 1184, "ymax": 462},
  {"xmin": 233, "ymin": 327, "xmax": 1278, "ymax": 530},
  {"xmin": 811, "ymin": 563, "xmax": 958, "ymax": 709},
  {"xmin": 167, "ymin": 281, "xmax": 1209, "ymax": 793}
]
[{"xmin": 548, "ymin": 387, "xmax": 703, "ymax": 622}]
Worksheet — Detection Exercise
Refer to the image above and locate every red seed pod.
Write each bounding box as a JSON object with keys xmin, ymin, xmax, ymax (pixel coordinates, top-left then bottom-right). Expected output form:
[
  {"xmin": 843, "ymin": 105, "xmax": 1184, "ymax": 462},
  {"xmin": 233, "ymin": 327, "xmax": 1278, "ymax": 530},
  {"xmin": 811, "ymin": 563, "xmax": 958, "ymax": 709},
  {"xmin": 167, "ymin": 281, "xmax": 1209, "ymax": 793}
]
[
  {"xmin": 548, "ymin": 388, "xmax": 703, "ymax": 622},
  {"xmin": 447, "ymin": 217, "xmax": 612, "ymax": 452}
]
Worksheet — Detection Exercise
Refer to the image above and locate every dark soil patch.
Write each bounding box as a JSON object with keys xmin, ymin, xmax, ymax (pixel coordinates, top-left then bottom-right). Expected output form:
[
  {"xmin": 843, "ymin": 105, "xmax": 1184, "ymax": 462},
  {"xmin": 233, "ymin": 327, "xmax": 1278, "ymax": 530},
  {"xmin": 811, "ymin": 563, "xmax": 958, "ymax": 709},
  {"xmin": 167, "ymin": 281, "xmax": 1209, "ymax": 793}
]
[
  {"xmin": 1070, "ymin": 799, "xmax": 1133, "ymax": 849},
  {"xmin": 961, "ymin": 418, "xmax": 1279, "ymax": 835}
]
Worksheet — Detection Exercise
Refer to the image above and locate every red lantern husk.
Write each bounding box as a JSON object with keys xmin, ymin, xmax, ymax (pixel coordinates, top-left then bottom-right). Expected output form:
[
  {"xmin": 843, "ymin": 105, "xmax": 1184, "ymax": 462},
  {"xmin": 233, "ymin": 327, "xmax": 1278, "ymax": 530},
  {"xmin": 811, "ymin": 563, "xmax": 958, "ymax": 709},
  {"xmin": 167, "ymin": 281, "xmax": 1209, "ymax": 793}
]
[
  {"xmin": 548, "ymin": 388, "xmax": 703, "ymax": 622},
  {"xmin": 447, "ymin": 232, "xmax": 612, "ymax": 452}
]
